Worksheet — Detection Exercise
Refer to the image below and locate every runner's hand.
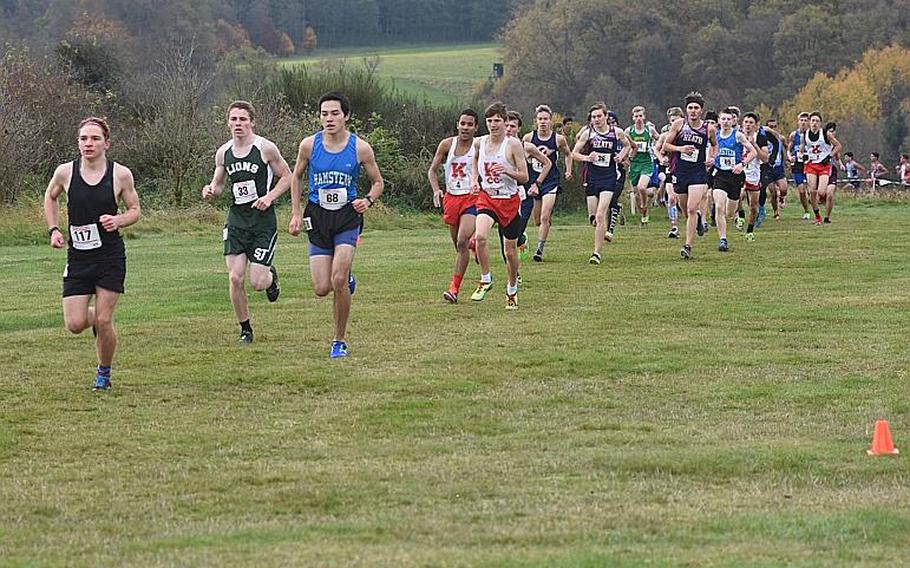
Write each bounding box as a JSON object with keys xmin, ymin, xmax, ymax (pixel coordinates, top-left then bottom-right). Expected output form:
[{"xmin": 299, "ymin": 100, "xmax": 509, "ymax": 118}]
[
  {"xmin": 528, "ymin": 183, "xmax": 539, "ymax": 197},
  {"xmin": 99, "ymin": 214, "xmax": 119, "ymax": 232},
  {"xmin": 201, "ymin": 184, "xmax": 217, "ymax": 200},
  {"xmin": 288, "ymin": 215, "xmax": 301, "ymax": 236},
  {"xmin": 50, "ymin": 230, "xmax": 65, "ymax": 248},
  {"xmin": 251, "ymin": 195, "xmax": 273, "ymax": 211},
  {"xmin": 432, "ymin": 189, "xmax": 443, "ymax": 208}
]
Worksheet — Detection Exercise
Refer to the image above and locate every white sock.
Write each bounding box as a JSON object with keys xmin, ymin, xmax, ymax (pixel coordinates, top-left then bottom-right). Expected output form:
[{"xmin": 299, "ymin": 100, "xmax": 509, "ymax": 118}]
[
  {"xmin": 507, "ymin": 283, "xmax": 518, "ymax": 295},
  {"xmin": 480, "ymin": 273, "xmax": 492, "ymax": 284}
]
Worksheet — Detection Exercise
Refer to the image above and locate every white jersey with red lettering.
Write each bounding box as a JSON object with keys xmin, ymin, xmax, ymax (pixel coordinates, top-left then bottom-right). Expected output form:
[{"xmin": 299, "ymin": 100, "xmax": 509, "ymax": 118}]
[
  {"xmin": 478, "ymin": 135, "xmax": 518, "ymax": 199},
  {"xmin": 805, "ymin": 130, "xmax": 832, "ymax": 164},
  {"xmin": 444, "ymin": 137, "xmax": 475, "ymax": 195}
]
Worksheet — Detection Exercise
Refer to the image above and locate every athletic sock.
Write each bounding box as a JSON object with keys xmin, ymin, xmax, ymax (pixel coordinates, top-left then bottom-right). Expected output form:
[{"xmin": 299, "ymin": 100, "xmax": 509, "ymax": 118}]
[
  {"xmin": 813, "ymin": 208, "xmax": 820, "ymax": 216},
  {"xmin": 480, "ymin": 273, "xmax": 492, "ymax": 284},
  {"xmin": 451, "ymin": 274, "xmax": 464, "ymax": 292},
  {"xmin": 536, "ymin": 240, "xmax": 546, "ymax": 253},
  {"xmin": 240, "ymin": 320, "xmax": 252, "ymax": 334},
  {"xmin": 608, "ymin": 205, "xmax": 620, "ymax": 232},
  {"xmin": 506, "ymin": 283, "xmax": 518, "ymax": 296},
  {"xmin": 738, "ymin": 209, "xmax": 745, "ymax": 219},
  {"xmin": 747, "ymin": 223, "xmax": 755, "ymax": 233},
  {"xmin": 669, "ymin": 205, "xmax": 678, "ymax": 223},
  {"xmin": 97, "ymin": 365, "xmax": 111, "ymax": 377}
]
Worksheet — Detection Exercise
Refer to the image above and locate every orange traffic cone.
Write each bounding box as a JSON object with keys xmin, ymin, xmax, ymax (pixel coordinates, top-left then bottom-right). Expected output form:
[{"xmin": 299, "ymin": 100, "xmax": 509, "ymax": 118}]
[{"xmin": 867, "ymin": 420, "xmax": 900, "ymax": 456}]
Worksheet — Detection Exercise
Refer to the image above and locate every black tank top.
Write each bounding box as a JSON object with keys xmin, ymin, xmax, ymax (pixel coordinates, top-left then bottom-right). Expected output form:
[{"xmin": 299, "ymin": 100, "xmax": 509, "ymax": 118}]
[{"xmin": 67, "ymin": 158, "xmax": 125, "ymax": 261}]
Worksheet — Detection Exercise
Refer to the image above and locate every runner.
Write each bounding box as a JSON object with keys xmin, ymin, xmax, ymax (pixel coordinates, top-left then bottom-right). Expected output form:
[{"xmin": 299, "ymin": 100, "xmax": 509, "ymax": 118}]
[
  {"xmin": 712, "ymin": 109, "xmax": 758, "ymax": 251},
  {"xmin": 522, "ymin": 104, "xmax": 573, "ymax": 262},
  {"xmin": 655, "ymin": 106, "xmax": 684, "ymax": 238},
  {"xmin": 843, "ymin": 152, "xmax": 866, "ymax": 188},
  {"xmin": 468, "ymin": 101, "xmax": 529, "ymax": 309},
  {"xmin": 763, "ymin": 118, "xmax": 789, "ymax": 217},
  {"xmin": 740, "ymin": 112, "xmax": 769, "ymax": 242},
  {"xmin": 869, "ymin": 152, "xmax": 888, "ymax": 187},
  {"xmin": 505, "ymin": 111, "xmax": 551, "ymax": 272},
  {"xmin": 788, "ymin": 112, "xmax": 813, "ymax": 220},
  {"xmin": 571, "ymin": 102, "xmax": 634, "ymax": 265},
  {"xmin": 626, "ymin": 106, "xmax": 661, "ymax": 226},
  {"xmin": 661, "ymin": 92, "xmax": 717, "ymax": 259},
  {"xmin": 202, "ymin": 101, "xmax": 292, "ymax": 345},
  {"xmin": 897, "ymin": 154, "xmax": 910, "ymax": 186},
  {"xmin": 428, "ymin": 109, "xmax": 479, "ymax": 303},
  {"xmin": 817, "ymin": 121, "xmax": 843, "ymax": 223},
  {"xmin": 799, "ymin": 111, "xmax": 842, "ymax": 225},
  {"xmin": 43, "ymin": 117, "xmax": 141, "ymax": 390},
  {"xmin": 288, "ymin": 92, "xmax": 385, "ymax": 358}
]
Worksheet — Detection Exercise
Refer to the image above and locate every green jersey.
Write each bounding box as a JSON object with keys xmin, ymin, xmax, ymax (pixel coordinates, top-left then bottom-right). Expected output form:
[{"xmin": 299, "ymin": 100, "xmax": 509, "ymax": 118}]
[
  {"xmin": 626, "ymin": 125, "xmax": 654, "ymax": 167},
  {"xmin": 223, "ymin": 136, "xmax": 276, "ymax": 230}
]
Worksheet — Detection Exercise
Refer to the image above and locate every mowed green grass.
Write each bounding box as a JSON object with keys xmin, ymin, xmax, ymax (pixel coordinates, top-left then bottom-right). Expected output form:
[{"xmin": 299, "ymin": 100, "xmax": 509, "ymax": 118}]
[
  {"xmin": 1, "ymin": 198, "xmax": 909, "ymax": 567},
  {"xmin": 282, "ymin": 43, "xmax": 502, "ymax": 105}
]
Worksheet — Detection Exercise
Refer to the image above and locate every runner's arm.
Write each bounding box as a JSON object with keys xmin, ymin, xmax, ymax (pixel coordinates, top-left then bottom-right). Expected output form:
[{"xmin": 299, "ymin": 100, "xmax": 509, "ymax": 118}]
[
  {"xmin": 288, "ymin": 137, "xmax": 313, "ymax": 236},
  {"xmin": 427, "ymin": 138, "xmax": 450, "ymax": 206},
  {"xmin": 557, "ymin": 134, "xmax": 574, "ymax": 179},
  {"xmin": 524, "ymin": 142, "xmax": 552, "ymax": 186},
  {"xmin": 253, "ymin": 141, "xmax": 293, "ymax": 210},
  {"xmin": 506, "ymin": 138, "xmax": 529, "ymax": 184},
  {"xmin": 738, "ymin": 131, "xmax": 758, "ymax": 165},
  {"xmin": 570, "ymin": 129, "xmax": 592, "ymax": 162},
  {"xmin": 202, "ymin": 146, "xmax": 226, "ymax": 199},
  {"xmin": 105, "ymin": 165, "xmax": 140, "ymax": 231},
  {"xmin": 353, "ymin": 139, "xmax": 384, "ymax": 214},
  {"xmin": 43, "ymin": 163, "xmax": 69, "ymax": 248}
]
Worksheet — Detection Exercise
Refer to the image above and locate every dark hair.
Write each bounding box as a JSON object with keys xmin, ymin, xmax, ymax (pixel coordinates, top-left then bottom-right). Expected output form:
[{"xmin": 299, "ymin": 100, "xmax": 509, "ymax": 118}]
[
  {"xmin": 766, "ymin": 118, "xmax": 778, "ymax": 125},
  {"xmin": 809, "ymin": 111, "xmax": 823, "ymax": 120},
  {"xmin": 825, "ymin": 121, "xmax": 837, "ymax": 132},
  {"xmin": 506, "ymin": 110, "xmax": 522, "ymax": 127},
  {"xmin": 78, "ymin": 117, "xmax": 111, "ymax": 140},
  {"xmin": 743, "ymin": 112, "xmax": 760, "ymax": 122},
  {"xmin": 484, "ymin": 101, "xmax": 508, "ymax": 120},
  {"xmin": 902, "ymin": 153, "xmax": 909, "ymax": 160},
  {"xmin": 705, "ymin": 111, "xmax": 718, "ymax": 122},
  {"xmin": 319, "ymin": 91, "xmax": 352, "ymax": 117},
  {"xmin": 684, "ymin": 91, "xmax": 705, "ymax": 108},
  {"xmin": 459, "ymin": 108, "xmax": 478, "ymax": 123},
  {"xmin": 587, "ymin": 102, "xmax": 608, "ymax": 122},
  {"xmin": 562, "ymin": 116, "xmax": 574, "ymax": 125},
  {"xmin": 845, "ymin": 152, "xmax": 854, "ymax": 158},
  {"xmin": 227, "ymin": 100, "xmax": 255, "ymax": 121},
  {"xmin": 872, "ymin": 152, "xmax": 880, "ymax": 159}
]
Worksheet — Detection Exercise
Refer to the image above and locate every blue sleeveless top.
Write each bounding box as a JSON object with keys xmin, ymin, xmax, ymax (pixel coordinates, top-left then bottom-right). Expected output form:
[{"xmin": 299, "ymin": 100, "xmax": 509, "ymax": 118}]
[
  {"xmin": 714, "ymin": 129, "xmax": 743, "ymax": 171},
  {"xmin": 529, "ymin": 130, "xmax": 560, "ymax": 188},
  {"xmin": 674, "ymin": 120, "xmax": 709, "ymax": 175},
  {"xmin": 308, "ymin": 131, "xmax": 360, "ymax": 206}
]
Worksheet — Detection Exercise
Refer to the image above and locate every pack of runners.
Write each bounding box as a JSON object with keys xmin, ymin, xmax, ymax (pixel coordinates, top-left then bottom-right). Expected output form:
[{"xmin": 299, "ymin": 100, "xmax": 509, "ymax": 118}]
[{"xmin": 42, "ymin": 92, "xmax": 857, "ymax": 388}]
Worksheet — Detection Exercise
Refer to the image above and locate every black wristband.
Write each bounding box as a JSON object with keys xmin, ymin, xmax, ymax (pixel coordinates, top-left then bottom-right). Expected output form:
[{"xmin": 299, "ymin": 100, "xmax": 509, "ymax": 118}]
[
  {"xmin": 48, "ymin": 226, "xmax": 61, "ymax": 236},
  {"xmin": 365, "ymin": 195, "xmax": 374, "ymax": 207}
]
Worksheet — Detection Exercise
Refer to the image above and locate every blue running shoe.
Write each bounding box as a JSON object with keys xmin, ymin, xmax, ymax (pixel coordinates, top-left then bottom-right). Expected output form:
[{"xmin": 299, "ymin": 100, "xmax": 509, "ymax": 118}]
[
  {"xmin": 756, "ymin": 206, "xmax": 766, "ymax": 228},
  {"xmin": 348, "ymin": 272, "xmax": 356, "ymax": 295},
  {"xmin": 93, "ymin": 374, "xmax": 112, "ymax": 391},
  {"xmin": 330, "ymin": 340, "xmax": 348, "ymax": 359}
]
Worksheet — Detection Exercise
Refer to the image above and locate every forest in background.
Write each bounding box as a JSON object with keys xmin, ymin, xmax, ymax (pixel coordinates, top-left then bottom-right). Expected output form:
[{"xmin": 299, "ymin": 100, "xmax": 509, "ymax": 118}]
[{"xmin": 1, "ymin": 0, "xmax": 909, "ymax": 209}]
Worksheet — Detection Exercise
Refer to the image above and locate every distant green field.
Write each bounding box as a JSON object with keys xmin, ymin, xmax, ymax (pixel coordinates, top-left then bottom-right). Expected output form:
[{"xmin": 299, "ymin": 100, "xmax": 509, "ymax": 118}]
[{"xmin": 281, "ymin": 43, "xmax": 503, "ymax": 105}]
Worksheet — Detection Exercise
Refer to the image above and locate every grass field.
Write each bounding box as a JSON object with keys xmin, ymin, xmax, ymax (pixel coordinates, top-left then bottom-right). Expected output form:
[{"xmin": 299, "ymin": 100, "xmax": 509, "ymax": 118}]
[
  {"xmin": 281, "ymin": 43, "xmax": 502, "ymax": 105},
  {"xmin": 1, "ymin": 198, "xmax": 909, "ymax": 566}
]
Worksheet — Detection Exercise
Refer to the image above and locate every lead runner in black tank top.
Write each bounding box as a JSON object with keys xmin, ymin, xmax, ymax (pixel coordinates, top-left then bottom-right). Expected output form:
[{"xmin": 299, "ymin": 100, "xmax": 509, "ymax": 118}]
[{"xmin": 43, "ymin": 117, "xmax": 141, "ymax": 391}]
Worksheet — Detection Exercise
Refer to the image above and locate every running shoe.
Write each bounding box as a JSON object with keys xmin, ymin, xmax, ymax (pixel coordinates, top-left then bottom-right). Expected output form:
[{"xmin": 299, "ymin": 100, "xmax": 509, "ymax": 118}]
[
  {"xmin": 801, "ymin": 212, "xmax": 812, "ymax": 221},
  {"xmin": 605, "ymin": 231, "xmax": 614, "ymax": 242},
  {"xmin": 735, "ymin": 217, "xmax": 745, "ymax": 231},
  {"xmin": 518, "ymin": 243, "xmax": 528, "ymax": 261},
  {"xmin": 92, "ymin": 373, "xmax": 111, "ymax": 391},
  {"xmin": 756, "ymin": 206, "xmax": 766, "ymax": 228},
  {"xmin": 746, "ymin": 232, "xmax": 756, "ymax": 242},
  {"xmin": 517, "ymin": 273, "xmax": 523, "ymax": 288},
  {"xmin": 680, "ymin": 244, "xmax": 692, "ymax": 259},
  {"xmin": 533, "ymin": 249, "xmax": 543, "ymax": 262},
  {"xmin": 823, "ymin": 217, "xmax": 831, "ymax": 224},
  {"xmin": 266, "ymin": 266, "xmax": 280, "ymax": 302},
  {"xmin": 589, "ymin": 214, "xmax": 596, "ymax": 226},
  {"xmin": 774, "ymin": 213, "xmax": 780, "ymax": 221},
  {"xmin": 589, "ymin": 252, "xmax": 601, "ymax": 265},
  {"xmin": 238, "ymin": 329, "xmax": 253, "ymax": 345},
  {"xmin": 696, "ymin": 213, "xmax": 705, "ymax": 236},
  {"xmin": 641, "ymin": 215, "xmax": 650, "ymax": 225},
  {"xmin": 668, "ymin": 227, "xmax": 679, "ymax": 239},
  {"xmin": 470, "ymin": 280, "xmax": 493, "ymax": 301},
  {"xmin": 443, "ymin": 289, "xmax": 458, "ymax": 303},
  {"xmin": 618, "ymin": 206, "xmax": 625, "ymax": 226},
  {"xmin": 505, "ymin": 293, "xmax": 518, "ymax": 311},
  {"xmin": 330, "ymin": 340, "xmax": 348, "ymax": 358},
  {"xmin": 718, "ymin": 238, "xmax": 729, "ymax": 252},
  {"xmin": 813, "ymin": 216, "xmax": 823, "ymax": 225}
]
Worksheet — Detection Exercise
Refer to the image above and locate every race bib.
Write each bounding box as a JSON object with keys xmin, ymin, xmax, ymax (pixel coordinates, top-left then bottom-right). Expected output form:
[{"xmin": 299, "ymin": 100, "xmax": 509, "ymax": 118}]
[
  {"xmin": 232, "ymin": 180, "xmax": 257, "ymax": 205},
  {"xmin": 446, "ymin": 178, "xmax": 471, "ymax": 196},
  {"xmin": 485, "ymin": 186, "xmax": 511, "ymax": 198},
  {"xmin": 681, "ymin": 149, "xmax": 699, "ymax": 163},
  {"xmin": 591, "ymin": 152, "xmax": 612, "ymax": 167},
  {"xmin": 318, "ymin": 188, "xmax": 348, "ymax": 211},
  {"xmin": 69, "ymin": 223, "xmax": 101, "ymax": 251},
  {"xmin": 530, "ymin": 158, "xmax": 544, "ymax": 173},
  {"xmin": 719, "ymin": 156, "xmax": 736, "ymax": 170},
  {"xmin": 635, "ymin": 141, "xmax": 648, "ymax": 153}
]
